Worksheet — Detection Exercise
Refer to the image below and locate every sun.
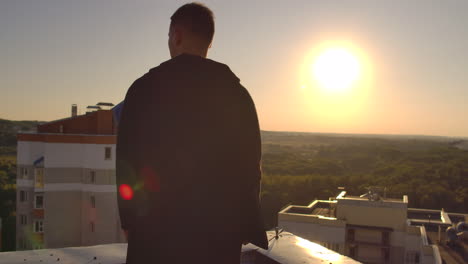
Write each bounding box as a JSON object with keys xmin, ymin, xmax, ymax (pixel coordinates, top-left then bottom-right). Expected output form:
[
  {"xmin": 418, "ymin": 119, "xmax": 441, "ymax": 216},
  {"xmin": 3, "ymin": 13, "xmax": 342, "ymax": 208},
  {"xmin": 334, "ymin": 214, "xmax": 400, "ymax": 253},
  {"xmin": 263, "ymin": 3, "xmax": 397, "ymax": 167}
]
[
  {"xmin": 312, "ymin": 48, "xmax": 361, "ymax": 92},
  {"xmin": 299, "ymin": 43, "xmax": 373, "ymax": 121}
]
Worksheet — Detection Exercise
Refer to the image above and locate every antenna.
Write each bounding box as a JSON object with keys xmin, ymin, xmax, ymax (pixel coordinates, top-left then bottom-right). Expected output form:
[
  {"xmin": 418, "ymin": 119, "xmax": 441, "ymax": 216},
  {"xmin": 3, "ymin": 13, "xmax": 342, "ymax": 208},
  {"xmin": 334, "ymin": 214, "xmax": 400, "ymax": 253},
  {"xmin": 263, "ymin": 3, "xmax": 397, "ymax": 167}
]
[{"xmin": 367, "ymin": 186, "xmax": 382, "ymax": 201}]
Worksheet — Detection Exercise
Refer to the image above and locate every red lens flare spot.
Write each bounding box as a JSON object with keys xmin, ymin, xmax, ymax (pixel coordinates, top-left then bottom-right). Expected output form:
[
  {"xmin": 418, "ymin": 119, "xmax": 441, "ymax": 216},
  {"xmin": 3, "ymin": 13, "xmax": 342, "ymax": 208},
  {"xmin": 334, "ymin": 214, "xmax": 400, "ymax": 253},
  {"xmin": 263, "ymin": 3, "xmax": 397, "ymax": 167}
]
[
  {"xmin": 141, "ymin": 166, "xmax": 160, "ymax": 192},
  {"xmin": 119, "ymin": 184, "xmax": 134, "ymax": 200}
]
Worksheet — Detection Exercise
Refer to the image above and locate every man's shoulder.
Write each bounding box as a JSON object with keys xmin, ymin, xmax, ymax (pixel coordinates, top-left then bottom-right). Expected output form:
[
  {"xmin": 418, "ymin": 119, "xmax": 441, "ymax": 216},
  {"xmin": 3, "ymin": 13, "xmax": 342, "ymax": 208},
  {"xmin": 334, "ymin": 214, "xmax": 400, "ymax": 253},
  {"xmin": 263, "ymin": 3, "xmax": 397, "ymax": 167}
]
[
  {"xmin": 206, "ymin": 58, "xmax": 235, "ymax": 74},
  {"xmin": 128, "ymin": 61, "xmax": 168, "ymax": 91},
  {"xmin": 158, "ymin": 55, "xmax": 238, "ymax": 78},
  {"xmin": 203, "ymin": 58, "xmax": 241, "ymax": 84},
  {"xmin": 132, "ymin": 58, "xmax": 174, "ymax": 82},
  {"xmin": 131, "ymin": 55, "xmax": 241, "ymax": 92}
]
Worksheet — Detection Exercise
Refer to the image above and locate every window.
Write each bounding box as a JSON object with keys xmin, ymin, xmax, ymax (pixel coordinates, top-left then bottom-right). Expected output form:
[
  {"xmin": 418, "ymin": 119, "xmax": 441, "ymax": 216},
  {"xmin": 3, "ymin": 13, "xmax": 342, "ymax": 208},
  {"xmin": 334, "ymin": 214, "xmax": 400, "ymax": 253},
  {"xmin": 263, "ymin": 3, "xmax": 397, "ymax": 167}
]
[
  {"xmin": 382, "ymin": 231, "xmax": 390, "ymax": 246},
  {"xmin": 34, "ymin": 220, "xmax": 43, "ymax": 233},
  {"xmin": 90, "ymin": 171, "xmax": 96, "ymax": 183},
  {"xmin": 104, "ymin": 147, "xmax": 112, "ymax": 160},
  {"xmin": 90, "ymin": 196, "xmax": 95, "ymax": 208},
  {"xmin": 18, "ymin": 238, "xmax": 24, "ymax": 249},
  {"xmin": 332, "ymin": 243, "xmax": 339, "ymax": 252},
  {"xmin": 35, "ymin": 194, "xmax": 44, "ymax": 209},
  {"xmin": 20, "ymin": 214, "xmax": 27, "ymax": 225},
  {"xmin": 35, "ymin": 168, "xmax": 44, "ymax": 188},
  {"xmin": 407, "ymin": 251, "xmax": 420, "ymax": 264},
  {"xmin": 382, "ymin": 248, "xmax": 390, "ymax": 261},
  {"xmin": 33, "ymin": 244, "xmax": 43, "ymax": 250},
  {"xmin": 20, "ymin": 190, "xmax": 28, "ymax": 202},
  {"xmin": 22, "ymin": 238, "xmax": 28, "ymax": 250},
  {"xmin": 347, "ymin": 228, "xmax": 355, "ymax": 242},
  {"xmin": 18, "ymin": 238, "xmax": 28, "ymax": 250},
  {"xmin": 349, "ymin": 245, "xmax": 357, "ymax": 258},
  {"xmin": 90, "ymin": 221, "xmax": 95, "ymax": 232},
  {"xmin": 22, "ymin": 167, "xmax": 28, "ymax": 179},
  {"xmin": 406, "ymin": 252, "xmax": 413, "ymax": 263}
]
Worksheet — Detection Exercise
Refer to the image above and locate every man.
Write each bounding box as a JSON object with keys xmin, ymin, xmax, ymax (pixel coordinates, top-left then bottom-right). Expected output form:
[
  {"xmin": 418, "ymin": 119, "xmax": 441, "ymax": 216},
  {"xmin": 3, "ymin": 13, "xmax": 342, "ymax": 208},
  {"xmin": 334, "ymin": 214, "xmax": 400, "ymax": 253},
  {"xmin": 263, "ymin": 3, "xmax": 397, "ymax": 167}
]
[{"xmin": 116, "ymin": 3, "xmax": 268, "ymax": 263}]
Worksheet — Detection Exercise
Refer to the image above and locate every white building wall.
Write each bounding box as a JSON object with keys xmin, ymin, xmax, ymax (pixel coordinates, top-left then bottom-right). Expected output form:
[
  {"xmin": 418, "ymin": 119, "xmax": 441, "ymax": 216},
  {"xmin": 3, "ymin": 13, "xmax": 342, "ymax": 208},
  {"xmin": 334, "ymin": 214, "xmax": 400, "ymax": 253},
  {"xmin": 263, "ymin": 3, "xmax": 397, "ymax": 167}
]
[
  {"xmin": 44, "ymin": 143, "xmax": 115, "ymax": 169},
  {"xmin": 279, "ymin": 220, "xmax": 345, "ymax": 246},
  {"xmin": 17, "ymin": 141, "xmax": 45, "ymax": 165},
  {"xmin": 390, "ymin": 231, "xmax": 408, "ymax": 247},
  {"xmin": 45, "ymin": 143, "xmax": 85, "ymax": 168},
  {"xmin": 358, "ymin": 245, "xmax": 382, "ymax": 263},
  {"xmin": 83, "ymin": 144, "xmax": 115, "ymax": 169},
  {"xmin": 405, "ymin": 232, "xmax": 422, "ymax": 252},
  {"xmin": 17, "ymin": 139, "xmax": 121, "ymax": 249},
  {"xmin": 354, "ymin": 228, "xmax": 381, "ymax": 244}
]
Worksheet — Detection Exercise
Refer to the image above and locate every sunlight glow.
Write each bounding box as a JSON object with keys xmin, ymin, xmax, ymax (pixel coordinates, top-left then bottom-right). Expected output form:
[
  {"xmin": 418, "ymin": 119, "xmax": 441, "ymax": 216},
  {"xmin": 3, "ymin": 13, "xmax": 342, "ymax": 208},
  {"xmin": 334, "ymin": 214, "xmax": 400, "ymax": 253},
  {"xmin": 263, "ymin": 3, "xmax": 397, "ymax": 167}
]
[
  {"xmin": 299, "ymin": 41, "xmax": 374, "ymax": 125},
  {"xmin": 312, "ymin": 48, "xmax": 361, "ymax": 92},
  {"xmin": 295, "ymin": 237, "xmax": 341, "ymax": 262}
]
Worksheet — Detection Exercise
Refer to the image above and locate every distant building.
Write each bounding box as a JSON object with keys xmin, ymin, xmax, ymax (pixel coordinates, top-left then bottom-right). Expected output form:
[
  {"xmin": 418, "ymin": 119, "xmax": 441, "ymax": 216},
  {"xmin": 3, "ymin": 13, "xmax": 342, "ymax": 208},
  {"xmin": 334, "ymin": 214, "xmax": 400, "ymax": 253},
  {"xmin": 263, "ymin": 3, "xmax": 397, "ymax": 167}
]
[
  {"xmin": 277, "ymin": 189, "xmax": 458, "ymax": 264},
  {"xmin": 16, "ymin": 104, "xmax": 125, "ymax": 250}
]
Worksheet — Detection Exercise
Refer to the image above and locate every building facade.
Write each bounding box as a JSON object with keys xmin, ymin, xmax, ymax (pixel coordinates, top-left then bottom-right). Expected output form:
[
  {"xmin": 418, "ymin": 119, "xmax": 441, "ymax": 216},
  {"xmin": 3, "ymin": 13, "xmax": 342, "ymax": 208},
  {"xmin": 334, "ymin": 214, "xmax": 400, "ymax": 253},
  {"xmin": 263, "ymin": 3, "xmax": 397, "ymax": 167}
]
[
  {"xmin": 16, "ymin": 108, "xmax": 126, "ymax": 250},
  {"xmin": 278, "ymin": 190, "xmax": 443, "ymax": 264}
]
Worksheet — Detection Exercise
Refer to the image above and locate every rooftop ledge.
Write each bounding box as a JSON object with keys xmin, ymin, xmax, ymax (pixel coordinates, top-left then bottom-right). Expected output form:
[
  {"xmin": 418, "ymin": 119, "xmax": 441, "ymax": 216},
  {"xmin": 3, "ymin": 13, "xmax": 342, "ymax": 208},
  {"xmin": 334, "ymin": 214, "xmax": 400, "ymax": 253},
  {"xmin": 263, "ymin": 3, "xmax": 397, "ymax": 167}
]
[
  {"xmin": 279, "ymin": 200, "xmax": 337, "ymax": 218},
  {"xmin": 0, "ymin": 231, "xmax": 360, "ymax": 264},
  {"xmin": 17, "ymin": 132, "xmax": 116, "ymax": 137}
]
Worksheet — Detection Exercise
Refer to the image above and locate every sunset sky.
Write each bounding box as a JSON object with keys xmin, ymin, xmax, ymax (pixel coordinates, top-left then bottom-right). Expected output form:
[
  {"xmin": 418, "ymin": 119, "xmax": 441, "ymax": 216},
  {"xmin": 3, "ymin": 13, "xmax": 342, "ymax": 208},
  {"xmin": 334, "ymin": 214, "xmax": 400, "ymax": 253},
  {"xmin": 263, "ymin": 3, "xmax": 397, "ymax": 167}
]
[{"xmin": 2, "ymin": 0, "xmax": 468, "ymax": 137}]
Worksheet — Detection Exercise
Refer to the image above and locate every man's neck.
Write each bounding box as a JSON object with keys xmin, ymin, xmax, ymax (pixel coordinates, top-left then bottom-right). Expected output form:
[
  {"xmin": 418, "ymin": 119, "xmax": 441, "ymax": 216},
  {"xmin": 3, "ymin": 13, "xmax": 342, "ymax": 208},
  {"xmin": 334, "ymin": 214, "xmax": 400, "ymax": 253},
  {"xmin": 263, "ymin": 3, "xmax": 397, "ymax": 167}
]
[{"xmin": 174, "ymin": 47, "xmax": 207, "ymax": 58}]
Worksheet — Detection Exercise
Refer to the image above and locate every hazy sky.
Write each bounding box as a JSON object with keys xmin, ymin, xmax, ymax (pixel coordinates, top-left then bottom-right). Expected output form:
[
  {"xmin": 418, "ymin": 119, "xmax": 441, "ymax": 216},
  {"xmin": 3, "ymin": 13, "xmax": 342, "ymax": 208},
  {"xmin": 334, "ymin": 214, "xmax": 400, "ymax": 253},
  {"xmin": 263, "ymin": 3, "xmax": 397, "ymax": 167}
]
[{"xmin": 1, "ymin": 0, "xmax": 468, "ymax": 137}]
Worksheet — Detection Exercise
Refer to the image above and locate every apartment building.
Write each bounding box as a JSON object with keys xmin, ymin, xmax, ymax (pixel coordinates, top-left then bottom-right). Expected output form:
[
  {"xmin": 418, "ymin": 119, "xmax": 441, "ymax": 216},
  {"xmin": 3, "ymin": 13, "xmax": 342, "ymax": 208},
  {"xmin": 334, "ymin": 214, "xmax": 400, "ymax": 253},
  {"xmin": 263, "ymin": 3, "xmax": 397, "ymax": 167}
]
[
  {"xmin": 278, "ymin": 189, "xmax": 444, "ymax": 264},
  {"xmin": 16, "ymin": 105, "xmax": 126, "ymax": 250}
]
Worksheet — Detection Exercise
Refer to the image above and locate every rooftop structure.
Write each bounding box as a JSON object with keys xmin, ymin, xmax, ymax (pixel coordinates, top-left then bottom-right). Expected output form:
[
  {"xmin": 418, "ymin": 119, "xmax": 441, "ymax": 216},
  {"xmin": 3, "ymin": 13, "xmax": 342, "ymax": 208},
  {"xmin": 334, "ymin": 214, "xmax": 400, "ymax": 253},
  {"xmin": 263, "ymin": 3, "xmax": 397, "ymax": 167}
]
[
  {"xmin": 407, "ymin": 208, "xmax": 468, "ymax": 264},
  {"xmin": 278, "ymin": 189, "xmax": 450, "ymax": 264}
]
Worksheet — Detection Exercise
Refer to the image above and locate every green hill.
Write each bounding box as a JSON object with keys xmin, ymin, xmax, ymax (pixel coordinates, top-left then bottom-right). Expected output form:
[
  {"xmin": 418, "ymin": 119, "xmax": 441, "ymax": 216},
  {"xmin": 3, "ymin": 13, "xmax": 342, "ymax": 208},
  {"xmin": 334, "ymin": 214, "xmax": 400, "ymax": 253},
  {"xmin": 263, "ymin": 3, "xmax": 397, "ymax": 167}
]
[
  {"xmin": 259, "ymin": 130, "xmax": 468, "ymax": 228},
  {"xmin": 0, "ymin": 120, "xmax": 467, "ymax": 240},
  {"xmin": 0, "ymin": 119, "xmax": 43, "ymax": 155}
]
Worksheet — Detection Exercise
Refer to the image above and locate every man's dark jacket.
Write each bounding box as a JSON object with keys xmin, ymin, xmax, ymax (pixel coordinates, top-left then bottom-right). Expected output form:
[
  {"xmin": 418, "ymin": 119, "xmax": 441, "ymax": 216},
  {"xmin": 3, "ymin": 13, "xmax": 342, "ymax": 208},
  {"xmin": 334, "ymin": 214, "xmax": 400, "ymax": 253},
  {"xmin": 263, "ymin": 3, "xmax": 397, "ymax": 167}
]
[{"xmin": 116, "ymin": 54, "xmax": 268, "ymax": 262}]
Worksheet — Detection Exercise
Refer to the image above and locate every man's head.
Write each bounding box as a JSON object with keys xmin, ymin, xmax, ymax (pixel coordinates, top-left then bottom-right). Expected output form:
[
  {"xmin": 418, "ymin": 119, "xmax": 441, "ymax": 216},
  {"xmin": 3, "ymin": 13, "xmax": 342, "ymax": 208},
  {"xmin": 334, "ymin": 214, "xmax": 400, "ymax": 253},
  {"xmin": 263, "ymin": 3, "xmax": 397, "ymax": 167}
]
[{"xmin": 168, "ymin": 3, "xmax": 215, "ymax": 58}]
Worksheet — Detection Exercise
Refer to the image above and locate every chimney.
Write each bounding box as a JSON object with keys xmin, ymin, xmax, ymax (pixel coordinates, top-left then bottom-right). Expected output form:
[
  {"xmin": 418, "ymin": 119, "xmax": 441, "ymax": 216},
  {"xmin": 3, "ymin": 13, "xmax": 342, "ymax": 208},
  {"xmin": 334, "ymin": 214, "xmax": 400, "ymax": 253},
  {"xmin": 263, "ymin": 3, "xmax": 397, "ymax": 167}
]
[{"xmin": 72, "ymin": 104, "xmax": 78, "ymax": 117}]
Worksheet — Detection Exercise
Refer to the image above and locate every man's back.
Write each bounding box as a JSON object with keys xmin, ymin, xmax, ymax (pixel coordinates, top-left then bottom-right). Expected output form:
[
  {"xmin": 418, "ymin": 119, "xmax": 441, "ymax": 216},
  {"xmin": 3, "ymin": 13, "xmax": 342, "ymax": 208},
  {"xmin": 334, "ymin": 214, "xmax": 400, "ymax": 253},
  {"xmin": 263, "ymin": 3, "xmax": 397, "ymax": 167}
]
[{"xmin": 117, "ymin": 54, "xmax": 267, "ymax": 263}]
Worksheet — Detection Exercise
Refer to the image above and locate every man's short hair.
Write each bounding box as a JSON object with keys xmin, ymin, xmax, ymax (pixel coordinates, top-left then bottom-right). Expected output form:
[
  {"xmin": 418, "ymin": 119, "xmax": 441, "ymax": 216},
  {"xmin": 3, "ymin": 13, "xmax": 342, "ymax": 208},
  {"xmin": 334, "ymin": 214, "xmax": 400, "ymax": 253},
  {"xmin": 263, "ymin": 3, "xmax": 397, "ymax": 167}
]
[{"xmin": 170, "ymin": 2, "xmax": 215, "ymax": 47}]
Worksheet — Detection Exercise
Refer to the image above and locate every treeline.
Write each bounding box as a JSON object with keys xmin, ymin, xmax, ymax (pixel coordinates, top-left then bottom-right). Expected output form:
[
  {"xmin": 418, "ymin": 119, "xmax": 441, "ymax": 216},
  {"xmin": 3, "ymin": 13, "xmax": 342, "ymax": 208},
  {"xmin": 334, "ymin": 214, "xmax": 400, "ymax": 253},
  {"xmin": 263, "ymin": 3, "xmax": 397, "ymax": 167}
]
[
  {"xmin": 0, "ymin": 119, "xmax": 41, "ymax": 155},
  {"xmin": 259, "ymin": 132, "xmax": 468, "ymax": 229},
  {"xmin": 0, "ymin": 156, "xmax": 16, "ymax": 251},
  {"xmin": 0, "ymin": 120, "xmax": 467, "ymax": 245},
  {"xmin": 0, "ymin": 119, "xmax": 40, "ymax": 251}
]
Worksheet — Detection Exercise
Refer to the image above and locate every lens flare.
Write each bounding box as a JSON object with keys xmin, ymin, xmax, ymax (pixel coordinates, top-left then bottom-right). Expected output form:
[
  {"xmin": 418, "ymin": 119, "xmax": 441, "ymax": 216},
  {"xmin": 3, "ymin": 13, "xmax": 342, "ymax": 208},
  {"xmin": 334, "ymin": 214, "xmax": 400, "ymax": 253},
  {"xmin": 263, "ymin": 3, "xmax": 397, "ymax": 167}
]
[
  {"xmin": 141, "ymin": 166, "xmax": 160, "ymax": 192},
  {"xmin": 119, "ymin": 184, "xmax": 134, "ymax": 200}
]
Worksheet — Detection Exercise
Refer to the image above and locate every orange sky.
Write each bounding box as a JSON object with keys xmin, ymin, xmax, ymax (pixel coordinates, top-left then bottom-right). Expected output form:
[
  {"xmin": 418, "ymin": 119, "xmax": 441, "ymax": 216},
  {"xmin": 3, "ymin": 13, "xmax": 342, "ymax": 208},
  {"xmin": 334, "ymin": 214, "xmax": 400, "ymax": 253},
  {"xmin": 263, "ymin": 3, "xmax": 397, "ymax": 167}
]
[{"xmin": 1, "ymin": 0, "xmax": 468, "ymax": 137}]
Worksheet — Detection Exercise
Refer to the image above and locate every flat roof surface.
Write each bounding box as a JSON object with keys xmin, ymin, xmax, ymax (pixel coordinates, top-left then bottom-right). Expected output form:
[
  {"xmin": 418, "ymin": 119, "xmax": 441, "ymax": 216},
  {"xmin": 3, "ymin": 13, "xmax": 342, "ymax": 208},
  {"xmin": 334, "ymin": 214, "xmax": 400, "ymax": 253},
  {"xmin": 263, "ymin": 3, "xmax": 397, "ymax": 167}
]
[
  {"xmin": 408, "ymin": 209, "xmax": 467, "ymax": 226},
  {"xmin": 311, "ymin": 207, "xmax": 333, "ymax": 217},
  {"xmin": 247, "ymin": 231, "xmax": 360, "ymax": 264},
  {"xmin": 447, "ymin": 213, "xmax": 467, "ymax": 223},
  {"xmin": 408, "ymin": 211, "xmax": 441, "ymax": 221},
  {"xmin": 283, "ymin": 201, "xmax": 335, "ymax": 218},
  {"xmin": 0, "ymin": 232, "xmax": 360, "ymax": 264},
  {"xmin": 341, "ymin": 195, "xmax": 403, "ymax": 203},
  {"xmin": 426, "ymin": 231, "xmax": 468, "ymax": 264}
]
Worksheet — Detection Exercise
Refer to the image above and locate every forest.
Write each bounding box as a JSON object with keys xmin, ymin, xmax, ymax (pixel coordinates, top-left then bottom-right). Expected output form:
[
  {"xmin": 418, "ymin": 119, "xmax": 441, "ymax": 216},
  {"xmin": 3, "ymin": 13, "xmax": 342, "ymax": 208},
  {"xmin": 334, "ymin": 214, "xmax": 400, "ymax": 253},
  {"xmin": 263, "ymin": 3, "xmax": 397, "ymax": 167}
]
[
  {"xmin": 259, "ymin": 131, "xmax": 468, "ymax": 229},
  {"xmin": 0, "ymin": 119, "xmax": 467, "ymax": 249},
  {"xmin": 0, "ymin": 119, "xmax": 41, "ymax": 251}
]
